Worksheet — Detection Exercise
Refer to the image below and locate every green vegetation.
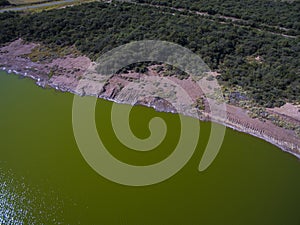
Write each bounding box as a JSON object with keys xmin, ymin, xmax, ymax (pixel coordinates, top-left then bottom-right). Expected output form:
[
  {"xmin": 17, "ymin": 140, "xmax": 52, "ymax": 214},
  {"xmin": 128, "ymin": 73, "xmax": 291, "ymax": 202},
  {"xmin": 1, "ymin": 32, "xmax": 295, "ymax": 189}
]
[
  {"xmin": 135, "ymin": 0, "xmax": 300, "ymax": 31},
  {"xmin": 0, "ymin": 1, "xmax": 299, "ymax": 107},
  {"xmin": 154, "ymin": 64, "xmax": 190, "ymax": 80},
  {"xmin": 116, "ymin": 62, "xmax": 150, "ymax": 74},
  {"xmin": 0, "ymin": 0, "xmax": 11, "ymax": 6},
  {"xmin": 25, "ymin": 44, "xmax": 80, "ymax": 62},
  {"xmin": 193, "ymin": 97, "xmax": 205, "ymax": 111},
  {"xmin": 248, "ymin": 106, "xmax": 300, "ymax": 137}
]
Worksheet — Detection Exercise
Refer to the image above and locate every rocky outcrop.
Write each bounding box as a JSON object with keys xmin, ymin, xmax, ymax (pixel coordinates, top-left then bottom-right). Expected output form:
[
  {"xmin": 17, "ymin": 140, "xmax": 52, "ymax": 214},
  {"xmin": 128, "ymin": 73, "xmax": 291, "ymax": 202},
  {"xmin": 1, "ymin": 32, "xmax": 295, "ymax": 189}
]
[{"xmin": 135, "ymin": 96, "xmax": 177, "ymax": 113}]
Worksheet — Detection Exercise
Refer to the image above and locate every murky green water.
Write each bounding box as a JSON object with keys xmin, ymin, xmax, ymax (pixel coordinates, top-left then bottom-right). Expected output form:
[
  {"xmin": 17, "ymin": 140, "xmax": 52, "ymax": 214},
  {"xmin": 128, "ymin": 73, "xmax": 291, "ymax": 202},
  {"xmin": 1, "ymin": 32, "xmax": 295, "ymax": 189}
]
[{"xmin": 0, "ymin": 71, "xmax": 300, "ymax": 225}]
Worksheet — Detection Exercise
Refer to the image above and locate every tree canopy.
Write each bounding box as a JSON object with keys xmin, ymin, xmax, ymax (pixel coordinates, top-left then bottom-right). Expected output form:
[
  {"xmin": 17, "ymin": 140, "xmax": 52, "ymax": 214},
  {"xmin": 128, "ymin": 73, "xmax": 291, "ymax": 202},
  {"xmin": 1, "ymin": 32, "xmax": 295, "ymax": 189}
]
[{"xmin": 0, "ymin": 1, "xmax": 299, "ymax": 107}]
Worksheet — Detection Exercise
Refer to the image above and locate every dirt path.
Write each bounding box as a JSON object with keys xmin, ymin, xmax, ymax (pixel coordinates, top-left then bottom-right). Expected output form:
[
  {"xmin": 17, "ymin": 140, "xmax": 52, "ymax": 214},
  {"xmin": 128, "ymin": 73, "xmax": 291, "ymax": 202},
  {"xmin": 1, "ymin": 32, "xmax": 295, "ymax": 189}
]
[
  {"xmin": 2, "ymin": 0, "xmax": 297, "ymax": 38},
  {"xmin": 124, "ymin": 1, "xmax": 299, "ymax": 38},
  {"xmin": 0, "ymin": 0, "xmax": 76, "ymax": 12}
]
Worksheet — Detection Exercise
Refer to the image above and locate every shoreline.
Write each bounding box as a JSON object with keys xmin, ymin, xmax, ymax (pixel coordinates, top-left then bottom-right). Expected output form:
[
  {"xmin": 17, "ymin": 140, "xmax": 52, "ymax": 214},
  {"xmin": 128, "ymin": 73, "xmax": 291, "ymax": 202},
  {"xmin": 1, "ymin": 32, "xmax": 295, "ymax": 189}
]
[
  {"xmin": 1, "ymin": 66, "xmax": 300, "ymax": 160},
  {"xmin": 1, "ymin": 39, "xmax": 299, "ymax": 160}
]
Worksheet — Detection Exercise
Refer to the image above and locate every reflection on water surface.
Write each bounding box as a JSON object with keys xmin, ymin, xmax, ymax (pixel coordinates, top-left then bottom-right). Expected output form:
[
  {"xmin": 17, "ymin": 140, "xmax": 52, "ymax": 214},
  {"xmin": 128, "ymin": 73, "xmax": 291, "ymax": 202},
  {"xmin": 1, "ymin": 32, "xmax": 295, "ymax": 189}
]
[{"xmin": 0, "ymin": 169, "xmax": 63, "ymax": 224}]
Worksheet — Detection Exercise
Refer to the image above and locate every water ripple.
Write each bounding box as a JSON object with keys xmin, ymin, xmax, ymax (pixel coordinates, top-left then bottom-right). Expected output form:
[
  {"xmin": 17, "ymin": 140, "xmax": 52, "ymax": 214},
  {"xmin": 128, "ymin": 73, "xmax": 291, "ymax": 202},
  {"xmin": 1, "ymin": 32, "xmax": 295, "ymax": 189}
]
[{"xmin": 0, "ymin": 169, "xmax": 64, "ymax": 225}]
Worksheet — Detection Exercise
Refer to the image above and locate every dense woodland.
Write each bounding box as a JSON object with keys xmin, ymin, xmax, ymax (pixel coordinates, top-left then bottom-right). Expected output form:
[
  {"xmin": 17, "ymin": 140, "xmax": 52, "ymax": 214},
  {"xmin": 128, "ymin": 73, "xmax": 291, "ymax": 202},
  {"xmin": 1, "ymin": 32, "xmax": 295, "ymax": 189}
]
[
  {"xmin": 136, "ymin": 0, "xmax": 300, "ymax": 31},
  {"xmin": 0, "ymin": 1, "xmax": 299, "ymax": 107},
  {"xmin": 0, "ymin": 0, "xmax": 11, "ymax": 6}
]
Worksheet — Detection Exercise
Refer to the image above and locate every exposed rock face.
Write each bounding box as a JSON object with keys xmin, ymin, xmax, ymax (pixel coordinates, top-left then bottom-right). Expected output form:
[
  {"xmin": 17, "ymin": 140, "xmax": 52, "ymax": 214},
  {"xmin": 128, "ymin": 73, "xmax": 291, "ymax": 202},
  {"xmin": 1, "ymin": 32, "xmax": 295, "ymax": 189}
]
[
  {"xmin": 0, "ymin": 39, "xmax": 49, "ymax": 84},
  {"xmin": 225, "ymin": 105, "xmax": 300, "ymax": 158},
  {"xmin": 135, "ymin": 96, "xmax": 177, "ymax": 113},
  {"xmin": 0, "ymin": 39, "xmax": 91, "ymax": 92}
]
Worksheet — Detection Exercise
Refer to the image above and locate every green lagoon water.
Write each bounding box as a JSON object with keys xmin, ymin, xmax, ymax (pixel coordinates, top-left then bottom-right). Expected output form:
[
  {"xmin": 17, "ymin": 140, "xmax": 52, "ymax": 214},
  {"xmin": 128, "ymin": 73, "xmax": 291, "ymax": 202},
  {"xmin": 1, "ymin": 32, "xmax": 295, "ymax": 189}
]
[{"xmin": 0, "ymin": 71, "xmax": 300, "ymax": 224}]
